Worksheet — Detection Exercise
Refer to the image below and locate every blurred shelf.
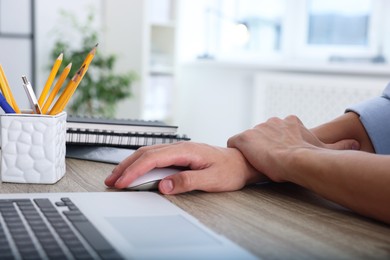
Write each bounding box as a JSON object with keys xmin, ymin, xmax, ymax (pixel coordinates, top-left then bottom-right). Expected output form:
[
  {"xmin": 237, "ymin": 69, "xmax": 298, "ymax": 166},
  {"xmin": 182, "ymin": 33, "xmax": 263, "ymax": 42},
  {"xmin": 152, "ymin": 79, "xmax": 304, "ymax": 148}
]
[
  {"xmin": 149, "ymin": 66, "xmax": 175, "ymax": 75},
  {"xmin": 150, "ymin": 21, "xmax": 176, "ymax": 28}
]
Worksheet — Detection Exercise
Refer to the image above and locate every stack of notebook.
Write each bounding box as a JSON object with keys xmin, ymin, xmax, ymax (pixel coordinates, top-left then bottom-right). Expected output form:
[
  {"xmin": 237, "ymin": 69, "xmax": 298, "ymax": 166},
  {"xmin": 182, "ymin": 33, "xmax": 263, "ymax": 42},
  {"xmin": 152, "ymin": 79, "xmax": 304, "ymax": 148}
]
[{"xmin": 65, "ymin": 116, "xmax": 190, "ymax": 164}]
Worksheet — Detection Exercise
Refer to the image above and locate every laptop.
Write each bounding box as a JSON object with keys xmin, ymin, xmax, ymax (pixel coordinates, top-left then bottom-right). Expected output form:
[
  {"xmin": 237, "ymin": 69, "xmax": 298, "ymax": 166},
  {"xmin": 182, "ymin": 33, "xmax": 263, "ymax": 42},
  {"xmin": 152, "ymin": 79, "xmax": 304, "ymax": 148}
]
[{"xmin": 0, "ymin": 192, "xmax": 256, "ymax": 259}]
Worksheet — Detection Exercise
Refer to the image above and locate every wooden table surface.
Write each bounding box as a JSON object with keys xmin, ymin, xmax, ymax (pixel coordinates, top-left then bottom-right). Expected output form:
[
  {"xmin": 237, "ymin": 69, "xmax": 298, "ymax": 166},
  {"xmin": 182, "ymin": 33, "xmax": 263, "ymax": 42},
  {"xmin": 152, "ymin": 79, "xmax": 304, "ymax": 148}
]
[{"xmin": 1, "ymin": 158, "xmax": 389, "ymax": 259}]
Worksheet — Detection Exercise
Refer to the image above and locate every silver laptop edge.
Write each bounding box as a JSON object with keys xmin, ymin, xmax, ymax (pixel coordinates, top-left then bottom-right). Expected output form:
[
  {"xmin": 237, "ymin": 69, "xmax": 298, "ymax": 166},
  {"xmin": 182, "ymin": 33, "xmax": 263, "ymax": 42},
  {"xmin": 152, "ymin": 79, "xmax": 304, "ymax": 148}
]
[{"xmin": 0, "ymin": 192, "xmax": 257, "ymax": 259}]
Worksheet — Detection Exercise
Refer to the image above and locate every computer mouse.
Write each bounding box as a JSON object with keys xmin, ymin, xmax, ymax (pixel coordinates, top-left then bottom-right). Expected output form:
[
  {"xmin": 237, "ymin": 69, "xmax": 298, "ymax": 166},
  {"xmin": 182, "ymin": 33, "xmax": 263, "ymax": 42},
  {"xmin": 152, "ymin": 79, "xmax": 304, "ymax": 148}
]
[{"xmin": 125, "ymin": 167, "xmax": 181, "ymax": 191}]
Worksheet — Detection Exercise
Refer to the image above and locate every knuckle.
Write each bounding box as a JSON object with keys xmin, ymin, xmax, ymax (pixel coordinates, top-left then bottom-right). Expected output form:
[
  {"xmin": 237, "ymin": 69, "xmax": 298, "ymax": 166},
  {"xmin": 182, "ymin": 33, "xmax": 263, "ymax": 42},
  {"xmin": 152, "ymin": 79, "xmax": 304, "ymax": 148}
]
[
  {"xmin": 227, "ymin": 136, "xmax": 235, "ymax": 146},
  {"xmin": 236, "ymin": 129, "xmax": 255, "ymax": 143},
  {"xmin": 285, "ymin": 115, "xmax": 301, "ymax": 124},
  {"xmin": 266, "ymin": 117, "xmax": 281, "ymax": 124},
  {"xmin": 141, "ymin": 149, "xmax": 157, "ymax": 161},
  {"xmin": 173, "ymin": 141, "xmax": 193, "ymax": 151},
  {"xmin": 253, "ymin": 121, "xmax": 268, "ymax": 129},
  {"xmin": 136, "ymin": 146, "xmax": 149, "ymax": 154},
  {"xmin": 285, "ymin": 114, "xmax": 297, "ymax": 120},
  {"xmin": 178, "ymin": 172, "xmax": 193, "ymax": 190},
  {"xmin": 178, "ymin": 141, "xmax": 192, "ymax": 149}
]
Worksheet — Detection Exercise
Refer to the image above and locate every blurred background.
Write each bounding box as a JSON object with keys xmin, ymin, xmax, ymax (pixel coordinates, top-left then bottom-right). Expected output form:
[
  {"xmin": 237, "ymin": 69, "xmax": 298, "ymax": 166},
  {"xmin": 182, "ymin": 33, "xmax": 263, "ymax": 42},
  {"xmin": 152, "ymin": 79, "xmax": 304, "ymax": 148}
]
[{"xmin": 1, "ymin": 0, "xmax": 390, "ymax": 146}]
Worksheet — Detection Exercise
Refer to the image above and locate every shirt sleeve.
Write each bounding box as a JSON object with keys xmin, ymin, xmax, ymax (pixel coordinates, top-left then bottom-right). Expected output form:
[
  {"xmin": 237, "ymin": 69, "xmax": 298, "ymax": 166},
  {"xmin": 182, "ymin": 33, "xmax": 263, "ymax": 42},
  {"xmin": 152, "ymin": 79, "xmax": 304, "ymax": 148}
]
[{"xmin": 345, "ymin": 82, "xmax": 390, "ymax": 154}]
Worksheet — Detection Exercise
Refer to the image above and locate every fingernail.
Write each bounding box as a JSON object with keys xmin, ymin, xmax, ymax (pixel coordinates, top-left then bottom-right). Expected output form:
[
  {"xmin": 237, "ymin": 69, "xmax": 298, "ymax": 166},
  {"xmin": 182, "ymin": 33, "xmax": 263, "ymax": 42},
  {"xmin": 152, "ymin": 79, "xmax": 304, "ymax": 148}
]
[
  {"xmin": 105, "ymin": 173, "xmax": 117, "ymax": 183},
  {"xmin": 160, "ymin": 179, "xmax": 174, "ymax": 193}
]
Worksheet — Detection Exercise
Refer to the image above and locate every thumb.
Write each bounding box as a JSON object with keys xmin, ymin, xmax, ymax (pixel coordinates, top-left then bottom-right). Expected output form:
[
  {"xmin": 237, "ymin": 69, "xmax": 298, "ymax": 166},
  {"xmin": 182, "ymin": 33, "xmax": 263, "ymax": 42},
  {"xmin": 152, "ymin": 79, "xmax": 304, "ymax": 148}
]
[
  {"xmin": 324, "ymin": 139, "xmax": 360, "ymax": 151},
  {"xmin": 159, "ymin": 171, "xmax": 196, "ymax": 195},
  {"xmin": 159, "ymin": 169, "xmax": 228, "ymax": 195}
]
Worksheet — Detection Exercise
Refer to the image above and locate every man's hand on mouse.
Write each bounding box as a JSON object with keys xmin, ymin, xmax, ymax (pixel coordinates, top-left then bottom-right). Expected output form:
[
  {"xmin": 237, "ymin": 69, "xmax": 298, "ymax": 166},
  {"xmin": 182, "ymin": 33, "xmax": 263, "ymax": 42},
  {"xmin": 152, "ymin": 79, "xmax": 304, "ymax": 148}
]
[{"xmin": 104, "ymin": 142, "xmax": 267, "ymax": 194}]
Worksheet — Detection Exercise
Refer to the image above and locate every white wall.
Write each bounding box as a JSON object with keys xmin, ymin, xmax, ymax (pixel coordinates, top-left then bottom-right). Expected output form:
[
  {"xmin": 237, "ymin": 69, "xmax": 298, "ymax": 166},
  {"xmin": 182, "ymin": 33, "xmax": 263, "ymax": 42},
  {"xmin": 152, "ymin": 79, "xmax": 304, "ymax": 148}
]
[
  {"xmin": 0, "ymin": 0, "xmax": 33, "ymax": 109},
  {"xmin": 176, "ymin": 0, "xmax": 208, "ymax": 63},
  {"xmin": 175, "ymin": 62, "xmax": 256, "ymax": 146},
  {"xmin": 102, "ymin": 0, "xmax": 147, "ymax": 119},
  {"xmin": 174, "ymin": 61, "xmax": 390, "ymax": 147}
]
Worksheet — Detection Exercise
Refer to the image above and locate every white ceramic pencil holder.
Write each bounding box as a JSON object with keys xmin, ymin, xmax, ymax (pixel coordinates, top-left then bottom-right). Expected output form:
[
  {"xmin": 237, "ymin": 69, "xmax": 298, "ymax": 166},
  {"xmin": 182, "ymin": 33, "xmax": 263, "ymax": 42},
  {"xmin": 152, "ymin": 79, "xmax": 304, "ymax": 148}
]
[{"xmin": 0, "ymin": 112, "xmax": 67, "ymax": 184}]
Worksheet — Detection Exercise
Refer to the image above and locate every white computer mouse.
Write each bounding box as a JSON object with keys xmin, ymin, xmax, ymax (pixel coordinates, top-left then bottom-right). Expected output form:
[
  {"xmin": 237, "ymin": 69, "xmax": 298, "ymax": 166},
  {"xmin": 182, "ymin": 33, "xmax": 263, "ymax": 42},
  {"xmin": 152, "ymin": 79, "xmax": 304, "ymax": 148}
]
[{"xmin": 125, "ymin": 167, "xmax": 181, "ymax": 191}]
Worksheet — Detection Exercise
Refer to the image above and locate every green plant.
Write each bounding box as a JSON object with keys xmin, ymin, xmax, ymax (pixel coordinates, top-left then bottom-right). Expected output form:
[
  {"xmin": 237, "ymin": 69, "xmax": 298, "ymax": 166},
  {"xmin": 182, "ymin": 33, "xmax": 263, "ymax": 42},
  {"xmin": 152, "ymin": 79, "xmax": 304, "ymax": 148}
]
[{"xmin": 49, "ymin": 10, "xmax": 137, "ymax": 118}]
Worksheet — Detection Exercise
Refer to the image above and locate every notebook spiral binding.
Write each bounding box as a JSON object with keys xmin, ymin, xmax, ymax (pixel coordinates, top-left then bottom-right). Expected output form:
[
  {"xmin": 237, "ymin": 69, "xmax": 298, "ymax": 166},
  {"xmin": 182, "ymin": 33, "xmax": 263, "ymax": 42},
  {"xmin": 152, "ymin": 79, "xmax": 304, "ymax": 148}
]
[{"xmin": 66, "ymin": 128, "xmax": 190, "ymax": 149}]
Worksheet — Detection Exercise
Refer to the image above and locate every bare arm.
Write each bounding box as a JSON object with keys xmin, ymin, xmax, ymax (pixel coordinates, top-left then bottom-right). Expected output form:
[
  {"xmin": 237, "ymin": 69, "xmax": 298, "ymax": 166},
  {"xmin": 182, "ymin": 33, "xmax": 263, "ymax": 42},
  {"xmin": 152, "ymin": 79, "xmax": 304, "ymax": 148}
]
[
  {"xmin": 228, "ymin": 116, "xmax": 390, "ymax": 224},
  {"xmin": 311, "ymin": 112, "xmax": 375, "ymax": 153},
  {"xmin": 288, "ymin": 148, "xmax": 390, "ymax": 224}
]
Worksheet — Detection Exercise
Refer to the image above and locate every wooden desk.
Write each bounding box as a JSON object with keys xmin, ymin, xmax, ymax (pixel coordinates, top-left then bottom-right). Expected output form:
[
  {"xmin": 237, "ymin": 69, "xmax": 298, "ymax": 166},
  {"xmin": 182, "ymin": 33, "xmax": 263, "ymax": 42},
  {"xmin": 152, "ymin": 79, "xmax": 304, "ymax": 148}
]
[{"xmin": 1, "ymin": 159, "xmax": 389, "ymax": 259}]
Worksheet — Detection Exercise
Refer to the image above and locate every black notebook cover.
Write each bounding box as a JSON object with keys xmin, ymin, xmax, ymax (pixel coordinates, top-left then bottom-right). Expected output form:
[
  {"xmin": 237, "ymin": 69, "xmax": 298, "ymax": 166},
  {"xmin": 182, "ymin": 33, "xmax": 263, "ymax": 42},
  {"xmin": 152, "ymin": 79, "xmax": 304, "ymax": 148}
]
[
  {"xmin": 67, "ymin": 116, "xmax": 178, "ymax": 134},
  {"xmin": 66, "ymin": 145, "xmax": 135, "ymax": 164}
]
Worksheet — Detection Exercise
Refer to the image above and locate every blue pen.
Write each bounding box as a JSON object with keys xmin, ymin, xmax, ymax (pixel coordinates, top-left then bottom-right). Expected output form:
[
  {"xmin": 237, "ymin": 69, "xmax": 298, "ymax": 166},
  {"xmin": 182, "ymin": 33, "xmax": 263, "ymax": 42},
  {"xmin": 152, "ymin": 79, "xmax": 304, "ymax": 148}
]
[{"xmin": 0, "ymin": 92, "xmax": 16, "ymax": 113}]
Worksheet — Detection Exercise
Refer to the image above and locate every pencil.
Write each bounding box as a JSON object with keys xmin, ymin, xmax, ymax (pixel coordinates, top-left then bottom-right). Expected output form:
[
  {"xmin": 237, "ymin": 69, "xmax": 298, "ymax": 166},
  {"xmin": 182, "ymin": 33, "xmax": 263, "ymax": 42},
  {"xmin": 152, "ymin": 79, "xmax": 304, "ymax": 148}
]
[
  {"xmin": 41, "ymin": 63, "xmax": 72, "ymax": 114},
  {"xmin": 48, "ymin": 44, "xmax": 97, "ymax": 115},
  {"xmin": 38, "ymin": 53, "xmax": 63, "ymax": 107},
  {"xmin": 82, "ymin": 43, "xmax": 98, "ymax": 69},
  {"xmin": 48, "ymin": 65, "xmax": 85, "ymax": 115},
  {"xmin": 0, "ymin": 65, "xmax": 20, "ymax": 113},
  {"xmin": 79, "ymin": 43, "xmax": 97, "ymax": 79},
  {"xmin": 0, "ymin": 66, "xmax": 13, "ymax": 106},
  {"xmin": 56, "ymin": 66, "xmax": 85, "ymax": 113}
]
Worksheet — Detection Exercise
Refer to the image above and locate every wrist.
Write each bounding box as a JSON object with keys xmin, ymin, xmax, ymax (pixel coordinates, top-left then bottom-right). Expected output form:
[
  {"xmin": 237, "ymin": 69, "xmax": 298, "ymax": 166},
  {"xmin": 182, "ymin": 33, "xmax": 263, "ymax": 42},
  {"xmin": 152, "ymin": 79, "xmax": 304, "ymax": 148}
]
[
  {"xmin": 311, "ymin": 112, "xmax": 374, "ymax": 153},
  {"xmin": 282, "ymin": 146, "xmax": 319, "ymax": 184},
  {"xmin": 231, "ymin": 148, "xmax": 268, "ymax": 185}
]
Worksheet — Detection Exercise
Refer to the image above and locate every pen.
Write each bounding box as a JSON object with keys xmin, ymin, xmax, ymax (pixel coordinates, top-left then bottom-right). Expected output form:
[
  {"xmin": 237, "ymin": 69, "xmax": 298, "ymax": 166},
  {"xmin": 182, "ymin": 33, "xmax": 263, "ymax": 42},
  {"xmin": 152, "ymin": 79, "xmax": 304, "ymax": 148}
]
[
  {"xmin": 0, "ymin": 92, "xmax": 16, "ymax": 113},
  {"xmin": 22, "ymin": 75, "xmax": 42, "ymax": 114}
]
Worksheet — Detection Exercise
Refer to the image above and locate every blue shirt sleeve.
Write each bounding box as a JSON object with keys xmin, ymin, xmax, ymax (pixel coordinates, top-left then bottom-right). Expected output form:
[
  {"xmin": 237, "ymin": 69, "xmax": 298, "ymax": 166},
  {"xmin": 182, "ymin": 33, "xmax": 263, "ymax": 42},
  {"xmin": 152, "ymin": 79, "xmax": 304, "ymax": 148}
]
[{"xmin": 345, "ymin": 82, "xmax": 390, "ymax": 154}]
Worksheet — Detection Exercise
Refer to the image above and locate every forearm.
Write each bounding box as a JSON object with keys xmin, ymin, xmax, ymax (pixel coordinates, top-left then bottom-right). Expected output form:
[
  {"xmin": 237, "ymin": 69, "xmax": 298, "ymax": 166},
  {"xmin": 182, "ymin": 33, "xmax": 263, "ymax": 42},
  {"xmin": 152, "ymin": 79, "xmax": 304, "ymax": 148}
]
[
  {"xmin": 286, "ymin": 148, "xmax": 390, "ymax": 224},
  {"xmin": 311, "ymin": 112, "xmax": 375, "ymax": 153}
]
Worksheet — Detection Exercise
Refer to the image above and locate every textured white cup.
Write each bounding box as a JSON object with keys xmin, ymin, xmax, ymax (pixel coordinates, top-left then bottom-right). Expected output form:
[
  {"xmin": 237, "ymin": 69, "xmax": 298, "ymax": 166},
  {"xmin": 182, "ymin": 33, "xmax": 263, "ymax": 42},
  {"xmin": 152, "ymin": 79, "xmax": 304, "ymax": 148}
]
[{"xmin": 0, "ymin": 112, "xmax": 67, "ymax": 184}]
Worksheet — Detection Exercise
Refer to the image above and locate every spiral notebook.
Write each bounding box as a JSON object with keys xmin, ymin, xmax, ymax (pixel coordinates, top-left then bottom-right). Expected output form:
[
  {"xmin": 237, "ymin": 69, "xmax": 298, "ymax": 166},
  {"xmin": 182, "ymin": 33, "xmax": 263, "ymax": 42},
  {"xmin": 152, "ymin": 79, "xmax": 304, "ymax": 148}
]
[
  {"xmin": 66, "ymin": 129, "xmax": 190, "ymax": 149},
  {"xmin": 66, "ymin": 115, "xmax": 189, "ymax": 148}
]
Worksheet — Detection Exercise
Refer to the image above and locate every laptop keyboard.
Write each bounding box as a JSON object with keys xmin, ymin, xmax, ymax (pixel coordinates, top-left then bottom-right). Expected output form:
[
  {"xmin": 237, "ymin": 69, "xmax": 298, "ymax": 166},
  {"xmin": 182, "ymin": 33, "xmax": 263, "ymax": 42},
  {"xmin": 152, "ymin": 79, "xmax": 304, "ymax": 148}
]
[{"xmin": 0, "ymin": 198, "xmax": 123, "ymax": 260}]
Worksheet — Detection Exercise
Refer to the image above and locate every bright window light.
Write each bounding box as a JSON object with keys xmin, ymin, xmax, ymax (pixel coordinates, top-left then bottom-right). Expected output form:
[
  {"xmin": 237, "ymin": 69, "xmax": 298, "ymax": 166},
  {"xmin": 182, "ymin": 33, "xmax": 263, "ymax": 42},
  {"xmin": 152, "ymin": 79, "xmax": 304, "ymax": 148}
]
[{"xmin": 308, "ymin": 0, "xmax": 372, "ymax": 46}]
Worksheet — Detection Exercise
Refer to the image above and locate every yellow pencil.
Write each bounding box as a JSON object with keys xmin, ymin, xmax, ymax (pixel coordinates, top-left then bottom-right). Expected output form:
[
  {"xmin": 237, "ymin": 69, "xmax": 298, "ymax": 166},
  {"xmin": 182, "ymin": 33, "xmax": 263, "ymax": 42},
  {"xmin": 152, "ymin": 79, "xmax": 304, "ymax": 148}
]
[
  {"xmin": 41, "ymin": 63, "xmax": 72, "ymax": 114},
  {"xmin": 0, "ymin": 66, "xmax": 12, "ymax": 104},
  {"xmin": 48, "ymin": 65, "xmax": 85, "ymax": 115},
  {"xmin": 80, "ymin": 43, "xmax": 97, "ymax": 78},
  {"xmin": 82, "ymin": 43, "xmax": 98, "ymax": 67},
  {"xmin": 0, "ymin": 65, "xmax": 20, "ymax": 113},
  {"xmin": 48, "ymin": 44, "xmax": 97, "ymax": 115},
  {"xmin": 56, "ymin": 70, "xmax": 85, "ymax": 113},
  {"xmin": 38, "ymin": 53, "xmax": 63, "ymax": 107}
]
